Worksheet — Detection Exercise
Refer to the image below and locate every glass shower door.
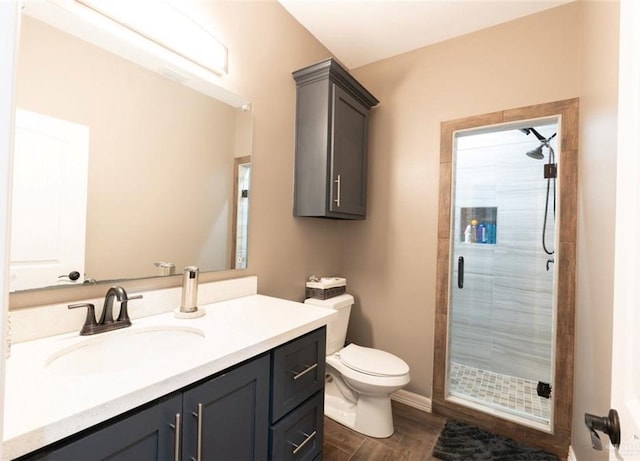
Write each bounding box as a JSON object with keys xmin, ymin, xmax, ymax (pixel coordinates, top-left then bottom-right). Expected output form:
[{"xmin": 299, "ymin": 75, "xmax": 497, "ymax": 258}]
[{"xmin": 447, "ymin": 123, "xmax": 558, "ymax": 429}]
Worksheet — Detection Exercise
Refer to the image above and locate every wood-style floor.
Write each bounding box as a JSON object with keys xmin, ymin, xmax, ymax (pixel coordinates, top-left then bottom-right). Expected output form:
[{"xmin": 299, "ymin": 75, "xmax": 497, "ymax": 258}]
[{"xmin": 323, "ymin": 401, "xmax": 446, "ymax": 461}]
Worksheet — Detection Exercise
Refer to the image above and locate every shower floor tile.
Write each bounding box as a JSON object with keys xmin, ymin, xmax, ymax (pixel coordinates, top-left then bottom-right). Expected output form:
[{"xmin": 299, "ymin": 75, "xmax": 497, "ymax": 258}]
[{"xmin": 448, "ymin": 361, "xmax": 551, "ymax": 424}]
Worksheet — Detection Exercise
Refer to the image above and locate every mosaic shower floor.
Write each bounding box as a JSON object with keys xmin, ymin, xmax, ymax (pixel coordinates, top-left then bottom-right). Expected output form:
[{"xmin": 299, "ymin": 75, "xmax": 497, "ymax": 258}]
[{"xmin": 448, "ymin": 361, "xmax": 551, "ymax": 424}]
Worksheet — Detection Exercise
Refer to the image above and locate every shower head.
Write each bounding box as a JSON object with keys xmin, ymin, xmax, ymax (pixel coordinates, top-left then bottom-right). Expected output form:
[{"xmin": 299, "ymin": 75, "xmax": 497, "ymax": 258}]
[
  {"xmin": 522, "ymin": 131, "xmax": 557, "ymax": 160},
  {"xmin": 526, "ymin": 145, "xmax": 545, "ymax": 160}
]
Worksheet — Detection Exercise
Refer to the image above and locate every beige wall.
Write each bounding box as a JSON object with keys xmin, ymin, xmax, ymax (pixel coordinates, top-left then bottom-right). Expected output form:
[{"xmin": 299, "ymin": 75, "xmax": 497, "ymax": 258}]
[
  {"xmin": 347, "ymin": 2, "xmax": 619, "ymax": 456},
  {"xmin": 573, "ymin": 1, "xmax": 619, "ymax": 459},
  {"xmin": 191, "ymin": 1, "xmax": 346, "ymax": 300},
  {"xmin": 347, "ymin": 3, "xmax": 582, "ymax": 397}
]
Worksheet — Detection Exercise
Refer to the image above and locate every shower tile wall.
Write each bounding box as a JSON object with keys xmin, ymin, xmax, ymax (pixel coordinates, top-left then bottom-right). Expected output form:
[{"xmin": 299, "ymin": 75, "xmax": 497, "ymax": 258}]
[{"xmin": 450, "ymin": 128, "xmax": 556, "ymax": 384}]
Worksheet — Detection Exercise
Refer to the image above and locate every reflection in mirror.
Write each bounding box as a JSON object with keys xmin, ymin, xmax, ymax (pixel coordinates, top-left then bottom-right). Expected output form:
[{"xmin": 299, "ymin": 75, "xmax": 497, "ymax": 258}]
[
  {"xmin": 10, "ymin": 12, "xmax": 253, "ymax": 293},
  {"xmin": 231, "ymin": 156, "xmax": 251, "ymax": 270}
]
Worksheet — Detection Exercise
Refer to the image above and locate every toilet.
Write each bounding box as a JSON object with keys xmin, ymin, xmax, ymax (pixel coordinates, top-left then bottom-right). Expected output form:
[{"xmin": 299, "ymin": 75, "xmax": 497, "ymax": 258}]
[{"xmin": 304, "ymin": 294, "xmax": 410, "ymax": 438}]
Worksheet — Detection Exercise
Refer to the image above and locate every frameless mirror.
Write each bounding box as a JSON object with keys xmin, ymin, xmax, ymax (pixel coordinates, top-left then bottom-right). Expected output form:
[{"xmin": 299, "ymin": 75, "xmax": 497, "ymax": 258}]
[{"xmin": 10, "ymin": 4, "xmax": 253, "ymax": 293}]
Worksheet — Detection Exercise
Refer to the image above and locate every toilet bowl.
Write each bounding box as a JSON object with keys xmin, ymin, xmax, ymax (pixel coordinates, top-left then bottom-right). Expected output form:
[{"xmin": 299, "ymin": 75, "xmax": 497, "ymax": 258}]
[{"xmin": 304, "ymin": 294, "xmax": 411, "ymax": 438}]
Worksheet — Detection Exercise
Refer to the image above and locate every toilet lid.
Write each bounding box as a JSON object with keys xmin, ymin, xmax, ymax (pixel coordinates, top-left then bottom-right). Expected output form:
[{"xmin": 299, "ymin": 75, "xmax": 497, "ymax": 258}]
[{"xmin": 339, "ymin": 344, "xmax": 409, "ymax": 377}]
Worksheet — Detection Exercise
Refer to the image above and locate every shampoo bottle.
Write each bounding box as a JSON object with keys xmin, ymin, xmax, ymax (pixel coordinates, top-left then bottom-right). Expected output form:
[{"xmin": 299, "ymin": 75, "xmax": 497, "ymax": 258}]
[
  {"xmin": 478, "ymin": 223, "xmax": 487, "ymax": 243},
  {"xmin": 488, "ymin": 223, "xmax": 496, "ymax": 244},
  {"xmin": 464, "ymin": 225, "xmax": 472, "ymax": 243},
  {"xmin": 470, "ymin": 220, "xmax": 478, "ymax": 243}
]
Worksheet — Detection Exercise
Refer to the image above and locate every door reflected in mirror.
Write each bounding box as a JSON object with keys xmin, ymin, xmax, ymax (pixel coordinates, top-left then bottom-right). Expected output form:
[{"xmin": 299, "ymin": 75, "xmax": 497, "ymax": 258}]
[
  {"xmin": 10, "ymin": 15, "xmax": 253, "ymax": 293},
  {"xmin": 231, "ymin": 156, "xmax": 251, "ymax": 270}
]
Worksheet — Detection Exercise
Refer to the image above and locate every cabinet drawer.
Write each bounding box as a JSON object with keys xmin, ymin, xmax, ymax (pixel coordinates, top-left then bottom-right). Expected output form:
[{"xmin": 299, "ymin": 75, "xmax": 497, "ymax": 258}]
[
  {"xmin": 271, "ymin": 327, "xmax": 326, "ymax": 422},
  {"xmin": 270, "ymin": 392, "xmax": 324, "ymax": 461}
]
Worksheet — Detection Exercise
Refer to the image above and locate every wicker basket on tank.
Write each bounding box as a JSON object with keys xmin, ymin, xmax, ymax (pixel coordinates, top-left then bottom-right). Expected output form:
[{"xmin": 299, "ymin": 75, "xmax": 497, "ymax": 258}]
[{"xmin": 305, "ymin": 285, "xmax": 346, "ymax": 300}]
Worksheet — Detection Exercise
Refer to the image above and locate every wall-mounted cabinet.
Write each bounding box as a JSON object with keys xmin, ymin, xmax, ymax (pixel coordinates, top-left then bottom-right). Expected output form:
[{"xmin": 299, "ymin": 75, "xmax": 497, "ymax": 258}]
[{"xmin": 293, "ymin": 58, "xmax": 379, "ymax": 220}]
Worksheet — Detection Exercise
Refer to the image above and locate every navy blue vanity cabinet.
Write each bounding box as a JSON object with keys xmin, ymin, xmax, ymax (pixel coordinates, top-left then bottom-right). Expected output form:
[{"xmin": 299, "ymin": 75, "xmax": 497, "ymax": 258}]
[
  {"xmin": 293, "ymin": 58, "xmax": 379, "ymax": 220},
  {"xmin": 182, "ymin": 353, "xmax": 270, "ymax": 461},
  {"xmin": 17, "ymin": 355, "xmax": 269, "ymax": 461},
  {"xmin": 18, "ymin": 394, "xmax": 182, "ymax": 460},
  {"xmin": 270, "ymin": 327, "xmax": 326, "ymax": 461},
  {"xmin": 16, "ymin": 330, "xmax": 325, "ymax": 461}
]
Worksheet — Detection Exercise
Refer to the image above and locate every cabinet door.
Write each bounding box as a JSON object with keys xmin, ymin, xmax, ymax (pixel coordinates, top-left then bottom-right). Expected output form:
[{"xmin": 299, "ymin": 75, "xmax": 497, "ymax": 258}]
[
  {"xmin": 182, "ymin": 354, "xmax": 270, "ymax": 461},
  {"xmin": 22, "ymin": 395, "xmax": 182, "ymax": 461},
  {"xmin": 329, "ymin": 84, "xmax": 370, "ymax": 218}
]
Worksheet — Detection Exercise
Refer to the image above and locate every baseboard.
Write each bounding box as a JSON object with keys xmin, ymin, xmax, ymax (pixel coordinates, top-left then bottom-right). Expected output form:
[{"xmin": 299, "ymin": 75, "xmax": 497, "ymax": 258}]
[
  {"xmin": 391, "ymin": 389, "xmax": 432, "ymax": 413},
  {"xmin": 568, "ymin": 446, "xmax": 577, "ymax": 461}
]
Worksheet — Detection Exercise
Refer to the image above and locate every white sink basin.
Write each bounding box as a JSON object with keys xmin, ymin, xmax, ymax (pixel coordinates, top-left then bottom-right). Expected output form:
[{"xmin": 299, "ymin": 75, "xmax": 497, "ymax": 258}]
[{"xmin": 45, "ymin": 325, "xmax": 206, "ymax": 375}]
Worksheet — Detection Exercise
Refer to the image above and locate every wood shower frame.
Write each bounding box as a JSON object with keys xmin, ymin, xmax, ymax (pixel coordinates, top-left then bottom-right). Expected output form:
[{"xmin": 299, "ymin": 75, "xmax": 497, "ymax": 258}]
[{"xmin": 432, "ymin": 98, "xmax": 579, "ymax": 458}]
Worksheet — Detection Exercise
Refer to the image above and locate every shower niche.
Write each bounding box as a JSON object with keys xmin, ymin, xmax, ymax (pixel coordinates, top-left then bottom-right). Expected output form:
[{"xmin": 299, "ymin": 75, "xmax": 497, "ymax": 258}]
[
  {"xmin": 433, "ymin": 99, "xmax": 578, "ymax": 458},
  {"xmin": 459, "ymin": 207, "xmax": 497, "ymax": 244}
]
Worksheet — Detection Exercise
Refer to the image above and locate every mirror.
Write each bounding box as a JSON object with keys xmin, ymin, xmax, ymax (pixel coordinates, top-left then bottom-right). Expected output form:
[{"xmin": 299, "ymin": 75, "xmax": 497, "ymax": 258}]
[{"xmin": 10, "ymin": 7, "xmax": 252, "ymax": 293}]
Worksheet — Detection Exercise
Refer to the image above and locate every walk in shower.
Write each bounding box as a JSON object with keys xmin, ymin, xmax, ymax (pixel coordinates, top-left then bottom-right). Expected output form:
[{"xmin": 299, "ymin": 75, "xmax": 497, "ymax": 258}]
[
  {"xmin": 449, "ymin": 122, "xmax": 558, "ymax": 428},
  {"xmin": 432, "ymin": 99, "xmax": 578, "ymax": 456}
]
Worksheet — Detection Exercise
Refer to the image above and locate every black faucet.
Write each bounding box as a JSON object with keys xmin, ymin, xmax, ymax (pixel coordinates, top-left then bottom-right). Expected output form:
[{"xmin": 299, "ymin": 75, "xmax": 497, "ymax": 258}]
[{"xmin": 68, "ymin": 286, "xmax": 142, "ymax": 335}]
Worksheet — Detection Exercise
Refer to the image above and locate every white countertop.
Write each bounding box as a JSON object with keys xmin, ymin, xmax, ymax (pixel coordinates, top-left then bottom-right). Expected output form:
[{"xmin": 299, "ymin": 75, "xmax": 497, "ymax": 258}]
[{"xmin": 3, "ymin": 294, "xmax": 336, "ymax": 460}]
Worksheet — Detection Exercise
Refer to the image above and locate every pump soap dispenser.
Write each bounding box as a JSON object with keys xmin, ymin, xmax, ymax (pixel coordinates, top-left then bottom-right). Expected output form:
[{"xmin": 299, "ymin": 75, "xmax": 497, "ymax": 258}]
[{"xmin": 174, "ymin": 266, "xmax": 206, "ymax": 318}]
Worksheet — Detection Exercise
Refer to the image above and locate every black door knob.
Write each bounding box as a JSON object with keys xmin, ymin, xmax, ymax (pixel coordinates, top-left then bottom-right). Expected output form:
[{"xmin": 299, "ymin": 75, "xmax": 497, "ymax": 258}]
[
  {"xmin": 58, "ymin": 271, "xmax": 81, "ymax": 281},
  {"xmin": 585, "ymin": 409, "xmax": 621, "ymax": 450}
]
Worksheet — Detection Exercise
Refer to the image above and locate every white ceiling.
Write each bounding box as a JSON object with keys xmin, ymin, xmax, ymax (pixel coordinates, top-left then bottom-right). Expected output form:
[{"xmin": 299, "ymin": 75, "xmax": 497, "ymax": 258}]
[{"xmin": 278, "ymin": 0, "xmax": 575, "ymax": 69}]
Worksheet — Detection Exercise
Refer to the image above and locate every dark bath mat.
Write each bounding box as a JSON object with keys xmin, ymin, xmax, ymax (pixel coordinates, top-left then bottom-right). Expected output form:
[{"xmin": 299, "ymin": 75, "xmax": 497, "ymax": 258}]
[{"xmin": 432, "ymin": 420, "xmax": 559, "ymax": 461}]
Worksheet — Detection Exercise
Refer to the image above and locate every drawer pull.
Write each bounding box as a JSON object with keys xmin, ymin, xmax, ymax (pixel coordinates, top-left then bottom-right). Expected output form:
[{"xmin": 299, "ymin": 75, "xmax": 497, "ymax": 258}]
[
  {"xmin": 290, "ymin": 430, "xmax": 317, "ymax": 455},
  {"xmin": 169, "ymin": 413, "xmax": 182, "ymax": 461},
  {"xmin": 291, "ymin": 362, "xmax": 318, "ymax": 380},
  {"xmin": 191, "ymin": 404, "xmax": 203, "ymax": 461}
]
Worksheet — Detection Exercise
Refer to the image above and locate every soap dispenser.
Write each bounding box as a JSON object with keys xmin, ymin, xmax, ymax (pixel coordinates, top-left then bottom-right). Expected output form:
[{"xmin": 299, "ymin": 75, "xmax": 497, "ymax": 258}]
[{"xmin": 174, "ymin": 266, "xmax": 206, "ymax": 318}]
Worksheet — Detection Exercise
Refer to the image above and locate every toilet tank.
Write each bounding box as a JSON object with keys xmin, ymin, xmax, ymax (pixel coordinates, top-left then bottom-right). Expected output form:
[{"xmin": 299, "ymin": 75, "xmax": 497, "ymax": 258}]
[{"xmin": 304, "ymin": 294, "xmax": 353, "ymax": 355}]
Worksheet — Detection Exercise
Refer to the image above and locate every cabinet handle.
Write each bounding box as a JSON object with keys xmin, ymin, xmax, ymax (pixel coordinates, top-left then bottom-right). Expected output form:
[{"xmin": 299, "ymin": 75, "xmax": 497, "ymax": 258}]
[
  {"xmin": 169, "ymin": 413, "xmax": 182, "ymax": 461},
  {"xmin": 334, "ymin": 174, "xmax": 341, "ymax": 208},
  {"xmin": 290, "ymin": 430, "xmax": 317, "ymax": 455},
  {"xmin": 291, "ymin": 362, "xmax": 318, "ymax": 381},
  {"xmin": 192, "ymin": 404, "xmax": 203, "ymax": 461}
]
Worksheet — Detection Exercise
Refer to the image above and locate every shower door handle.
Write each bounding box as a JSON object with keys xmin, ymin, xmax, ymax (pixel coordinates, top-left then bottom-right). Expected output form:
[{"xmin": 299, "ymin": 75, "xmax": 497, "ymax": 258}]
[{"xmin": 458, "ymin": 256, "xmax": 464, "ymax": 289}]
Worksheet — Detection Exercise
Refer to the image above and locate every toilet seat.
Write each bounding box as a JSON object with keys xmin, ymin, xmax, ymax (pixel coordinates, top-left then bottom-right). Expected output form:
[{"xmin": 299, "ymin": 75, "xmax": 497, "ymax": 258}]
[{"xmin": 338, "ymin": 344, "xmax": 409, "ymax": 377}]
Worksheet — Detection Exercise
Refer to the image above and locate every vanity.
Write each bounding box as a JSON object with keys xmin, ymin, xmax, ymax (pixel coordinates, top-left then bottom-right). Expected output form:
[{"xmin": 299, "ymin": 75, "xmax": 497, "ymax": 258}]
[{"xmin": 4, "ymin": 278, "xmax": 335, "ymax": 460}]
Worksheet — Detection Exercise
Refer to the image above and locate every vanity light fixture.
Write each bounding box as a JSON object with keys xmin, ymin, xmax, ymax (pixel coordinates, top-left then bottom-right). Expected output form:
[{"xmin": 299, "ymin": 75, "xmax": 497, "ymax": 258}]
[
  {"xmin": 22, "ymin": 0, "xmax": 245, "ymax": 105},
  {"xmin": 77, "ymin": 0, "xmax": 228, "ymax": 76}
]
